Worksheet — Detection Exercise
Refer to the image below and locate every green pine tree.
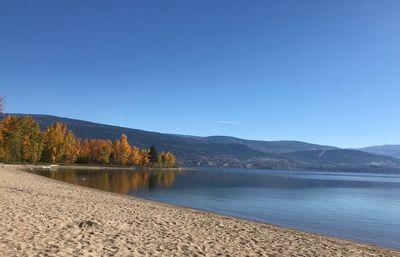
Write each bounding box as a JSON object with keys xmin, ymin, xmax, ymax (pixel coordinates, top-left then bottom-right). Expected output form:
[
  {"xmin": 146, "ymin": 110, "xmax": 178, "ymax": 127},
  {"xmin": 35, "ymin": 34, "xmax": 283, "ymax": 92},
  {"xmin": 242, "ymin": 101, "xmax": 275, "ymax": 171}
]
[{"xmin": 149, "ymin": 145, "xmax": 159, "ymax": 164}]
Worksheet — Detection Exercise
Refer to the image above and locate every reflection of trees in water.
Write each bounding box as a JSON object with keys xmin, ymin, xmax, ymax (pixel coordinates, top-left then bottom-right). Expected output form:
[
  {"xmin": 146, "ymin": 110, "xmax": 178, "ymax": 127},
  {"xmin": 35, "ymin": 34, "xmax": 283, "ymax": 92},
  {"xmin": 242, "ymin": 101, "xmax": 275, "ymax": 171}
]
[{"xmin": 46, "ymin": 169, "xmax": 175, "ymax": 194}]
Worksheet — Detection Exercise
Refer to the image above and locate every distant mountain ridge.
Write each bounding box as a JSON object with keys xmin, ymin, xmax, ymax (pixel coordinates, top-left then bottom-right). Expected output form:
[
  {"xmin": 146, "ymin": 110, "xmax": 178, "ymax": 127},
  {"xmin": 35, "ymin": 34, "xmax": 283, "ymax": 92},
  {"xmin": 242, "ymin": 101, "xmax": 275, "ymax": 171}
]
[
  {"xmin": 201, "ymin": 136, "xmax": 337, "ymax": 154},
  {"xmin": 285, "ymin": 149, "xmax": 400, "ymax": 167},
  {"xmin": 1, "ymin": 113, "xmax": 400, "ymax": 172},
  {"xmin": 360, "ymin": 145, "xmax": 400, "ymax": 160}
]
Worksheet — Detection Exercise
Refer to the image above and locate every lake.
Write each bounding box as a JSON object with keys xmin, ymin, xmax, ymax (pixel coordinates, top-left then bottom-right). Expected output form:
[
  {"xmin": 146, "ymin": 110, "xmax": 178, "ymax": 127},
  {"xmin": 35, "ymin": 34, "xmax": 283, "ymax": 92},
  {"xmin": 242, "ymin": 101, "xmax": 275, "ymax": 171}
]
[{"xmin": 28, "ymin": 168, "xmax": 400, "ymax": 249}]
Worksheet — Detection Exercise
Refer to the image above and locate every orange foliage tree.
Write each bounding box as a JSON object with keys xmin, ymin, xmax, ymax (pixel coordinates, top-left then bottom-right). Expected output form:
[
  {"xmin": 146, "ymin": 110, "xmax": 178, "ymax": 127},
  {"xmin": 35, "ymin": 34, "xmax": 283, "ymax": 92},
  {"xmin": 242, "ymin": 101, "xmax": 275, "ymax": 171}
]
[
  {"xmin": 0, "ymin": 116, "xmax": 43, "ymax": 162},
  {"xmin": 42, "ymin": 122, "xmax": 68, "ymax": 163},
  {"xmin": 77, "ymin": 139, "xmax": 90, "ymax": 163},
  {"xmin": 128, "ymin": 146, "xmax": 141, "ymax": 165},
  {"xmin": 64, "ymin": 130, "xmax": 79, "ymax": 163},
  {"xmin": 77, "ymin": 139, "xmax": 112, "ymax": 164},
  {"xmin": 42, "ymin": 123, "xmax": 79, "ymax": 164},
  {"xmin": 139, "ymin": 149, "xmax": 150, "ymax": 166},
  {"xmin": 90, "ymin": 139, "xmax": 113, "ymax": 164},
  {"xmin": 159, "ymin": 151, "xmax": 176, "ymax": 168},
  {"xmin": 112, "ymin": 134, "xmax": 131, "ymax": 165}
]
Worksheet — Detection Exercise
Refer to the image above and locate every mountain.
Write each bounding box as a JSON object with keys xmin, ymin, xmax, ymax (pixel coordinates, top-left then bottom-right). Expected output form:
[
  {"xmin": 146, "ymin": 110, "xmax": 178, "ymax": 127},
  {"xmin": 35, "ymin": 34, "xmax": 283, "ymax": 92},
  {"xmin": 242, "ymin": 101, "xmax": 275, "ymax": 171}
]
[
  {"xmin": 201, "ymin": 136, "xmax": 337, "ymax": 154},
  {"xmin": 360, "ymin": 145, "xmax": 400, "ymax": 159},
  {"xmin": 1, "ymin": 113, "xmax": 400, "ymax": 172},
  {"xmin": 285, "ymin": 149, "xmax": 400, "ymax": 171}
]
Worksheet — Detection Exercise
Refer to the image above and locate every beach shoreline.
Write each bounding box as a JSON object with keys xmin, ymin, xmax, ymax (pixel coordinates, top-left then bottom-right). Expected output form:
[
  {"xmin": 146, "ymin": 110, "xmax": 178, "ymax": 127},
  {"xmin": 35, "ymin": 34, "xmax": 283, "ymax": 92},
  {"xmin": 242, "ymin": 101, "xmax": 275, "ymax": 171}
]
[{"xmin": 1, "ymin": 164, "xmax": 399, "ymax": 256}]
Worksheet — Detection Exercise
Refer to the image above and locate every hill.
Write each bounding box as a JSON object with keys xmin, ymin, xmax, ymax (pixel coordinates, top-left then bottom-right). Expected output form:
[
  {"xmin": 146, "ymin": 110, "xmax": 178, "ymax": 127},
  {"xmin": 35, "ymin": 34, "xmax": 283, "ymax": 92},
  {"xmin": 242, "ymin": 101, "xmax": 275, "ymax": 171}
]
[
  {"xmin": 285, "ymin": 149, "xmax": 400, "ymax": 172},
  {"xmin": 360, "ymin": 145, "xmax": 400, "ymax": 159},
  {"xmin": 1, "ymin": 113, "xmax": 399, "ymax": 172},
  {"xmin": 201, "ymin": 136, "xmax": 337, "ymax": 153}
]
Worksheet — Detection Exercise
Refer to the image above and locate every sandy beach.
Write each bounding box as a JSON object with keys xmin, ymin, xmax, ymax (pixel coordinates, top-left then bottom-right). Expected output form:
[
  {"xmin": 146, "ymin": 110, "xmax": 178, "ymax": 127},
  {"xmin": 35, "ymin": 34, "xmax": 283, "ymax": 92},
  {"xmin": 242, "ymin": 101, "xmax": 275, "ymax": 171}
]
[{"xmin": 0, "ymin": 165, "xmax": 399, "ymax": 257}]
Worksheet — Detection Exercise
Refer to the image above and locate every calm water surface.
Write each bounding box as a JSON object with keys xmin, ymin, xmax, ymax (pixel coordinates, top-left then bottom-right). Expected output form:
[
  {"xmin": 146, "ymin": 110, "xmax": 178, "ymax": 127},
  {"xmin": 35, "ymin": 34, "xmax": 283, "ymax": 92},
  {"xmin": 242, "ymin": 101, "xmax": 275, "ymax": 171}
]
[{"xmin": 29, "ymin": 168, "xmax": 400, "ymax": 248}]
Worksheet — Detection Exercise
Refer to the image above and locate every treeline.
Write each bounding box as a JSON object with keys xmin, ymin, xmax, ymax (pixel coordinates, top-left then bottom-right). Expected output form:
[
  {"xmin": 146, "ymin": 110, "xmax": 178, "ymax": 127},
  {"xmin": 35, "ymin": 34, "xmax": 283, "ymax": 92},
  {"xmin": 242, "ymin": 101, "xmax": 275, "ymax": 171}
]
[{"xmin": 0, "ymin": 115, "xmax": 176, "ymax": 167}]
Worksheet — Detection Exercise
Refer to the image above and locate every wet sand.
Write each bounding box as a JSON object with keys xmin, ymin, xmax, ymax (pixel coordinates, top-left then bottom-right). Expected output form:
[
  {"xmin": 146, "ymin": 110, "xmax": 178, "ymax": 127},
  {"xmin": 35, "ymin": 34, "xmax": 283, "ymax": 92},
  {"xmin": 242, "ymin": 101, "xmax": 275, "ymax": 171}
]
[{"xmin": 1, "ymin": 165, "xmax": 399, "ymax": 256}]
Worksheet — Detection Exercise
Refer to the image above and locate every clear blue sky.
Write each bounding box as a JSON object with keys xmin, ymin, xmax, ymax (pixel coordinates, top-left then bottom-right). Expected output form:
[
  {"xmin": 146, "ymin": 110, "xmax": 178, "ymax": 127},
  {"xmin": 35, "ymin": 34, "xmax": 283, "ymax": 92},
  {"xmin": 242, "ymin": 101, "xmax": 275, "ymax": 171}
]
[{"xmin": 1, "ymin": 1, "xmax": 399, "ymax": 148}]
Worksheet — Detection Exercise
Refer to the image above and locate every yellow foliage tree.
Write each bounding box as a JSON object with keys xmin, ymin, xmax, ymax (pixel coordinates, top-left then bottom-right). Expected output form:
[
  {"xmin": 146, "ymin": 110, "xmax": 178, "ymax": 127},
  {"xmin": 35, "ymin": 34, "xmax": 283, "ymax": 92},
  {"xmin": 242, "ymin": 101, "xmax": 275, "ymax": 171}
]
[
  {"xmin": 42, "ymin": 122, "xmax": 67, "ymax": 163},
  {"xmin": 77, "ymin": 139, "xmax": 90, "ymax": 163},
  {"xmin": 0, "ymin": 115, "xmax": 22, "ymax": 162},
  {"xmin": 64, "ymin": 130, "xmax": 79, "ymax": 163},
  {"xmin": 139, "ymin": 149, "xmax": 149, "ymax": 166},
  {"xmin": 128, "ymin": 146, "xmax": 141, "ymax": 165},
  {"xmin": 91, "ymin": 139, "xmax": 113, "ymax": 164},
  {"xmin": 159, "ymin": 151, "xmax": 176, "ymax": 168},
  {"xmin": 0, "ymin": 115, "xmax": 43, "ymax": 162},
  {"xmin": 112, "ymin": 134, "xmax": 131, "ymax": 165}
]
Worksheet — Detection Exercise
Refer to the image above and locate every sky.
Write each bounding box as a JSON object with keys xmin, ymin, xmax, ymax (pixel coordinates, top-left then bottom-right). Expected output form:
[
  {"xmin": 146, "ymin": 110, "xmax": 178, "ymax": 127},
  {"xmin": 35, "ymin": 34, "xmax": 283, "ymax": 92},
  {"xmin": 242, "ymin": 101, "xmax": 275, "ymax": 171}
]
[{"xmin": 1, "ymin": 0, "xmax": 399, "ymax": 148}]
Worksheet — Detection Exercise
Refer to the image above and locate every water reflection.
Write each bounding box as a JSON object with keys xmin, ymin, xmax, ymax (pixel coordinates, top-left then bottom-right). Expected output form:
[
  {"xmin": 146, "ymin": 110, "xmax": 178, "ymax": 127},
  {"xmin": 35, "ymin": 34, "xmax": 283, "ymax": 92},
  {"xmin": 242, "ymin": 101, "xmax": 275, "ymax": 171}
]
[
  {"xmin": 28, "ymin": 168, "xmax": 400, "ymax": 248},
  {"xmin": 32, "ymin": 169, "xmax": 175, "ymax": 194}
]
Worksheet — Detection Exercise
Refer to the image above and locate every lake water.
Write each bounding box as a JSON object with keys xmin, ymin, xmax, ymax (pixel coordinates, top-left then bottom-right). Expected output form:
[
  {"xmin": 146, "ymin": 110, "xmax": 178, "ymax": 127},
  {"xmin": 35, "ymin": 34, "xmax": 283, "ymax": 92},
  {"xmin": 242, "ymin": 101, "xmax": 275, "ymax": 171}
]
[{"xmin": 28, "ymin": 168, "xmax": 400, "ymax": 248}]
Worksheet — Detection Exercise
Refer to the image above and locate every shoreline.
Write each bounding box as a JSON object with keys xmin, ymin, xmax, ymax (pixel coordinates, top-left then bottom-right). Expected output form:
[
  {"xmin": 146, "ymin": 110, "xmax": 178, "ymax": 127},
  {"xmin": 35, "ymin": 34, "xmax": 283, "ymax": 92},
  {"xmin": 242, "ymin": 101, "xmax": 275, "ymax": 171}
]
[
  {"xmin": 23, "ymin": 163, "xmax": 184, "ymax": 172},
  {"xmin": 1, "ymin": 165, "xmax": 399, "ymax": 256}
]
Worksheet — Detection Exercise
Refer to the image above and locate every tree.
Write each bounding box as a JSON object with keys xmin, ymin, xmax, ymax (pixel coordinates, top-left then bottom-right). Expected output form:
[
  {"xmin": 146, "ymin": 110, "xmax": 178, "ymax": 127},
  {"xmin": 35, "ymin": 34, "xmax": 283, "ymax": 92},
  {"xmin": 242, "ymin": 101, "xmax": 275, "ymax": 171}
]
[
  {"xmin": 20, "ymin": 117, "xmax": 43, "ymax": 162},
  {"xmin": 0, "ymin": 115, "xmax": 43, "ymax": 162},
  {"xmin": 149, "ymin": 145, "xmax": 158, "ymax": 164},
  {"xmin": 91, "ymin": 139, "xmax": 112, "ymax": 164},
  {"xmin": 129, "ymin": 146, "xmax": 141, "ymax": 165},
  {"xmin": 167, "ymin": 151, "xmax": 176, "ymax": 167},
  {"xmin": 139, "ymin": 149, "xmax": 149, "ymax": 166},
  {"xmin": 42, "ymin": 122, "xmax": 67, "ymax": 163},
  {"xmin": 0, "ymin": 115, "xmax": 21, "ymax": 161},
  {"xmin": 159, "ymin": 151, "xmax": 176, "ymax": 168},
  {"xmin": 64, "ymin": 130, "xmax": 79, "ymax": 163},
  {"xmin": 112, "ymin": 134, "xmax": 131, "ymax": 165},
  {"xmin": 77, "ymin": 139, "xmax": 89, "ymax": 163}
]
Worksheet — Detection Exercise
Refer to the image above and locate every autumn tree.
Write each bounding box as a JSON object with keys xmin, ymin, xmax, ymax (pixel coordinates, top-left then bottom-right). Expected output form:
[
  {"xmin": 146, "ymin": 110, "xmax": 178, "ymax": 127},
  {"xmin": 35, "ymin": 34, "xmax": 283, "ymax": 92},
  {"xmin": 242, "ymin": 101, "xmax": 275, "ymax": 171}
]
[
  {"xmin": 64, "ymin": 130, "xmax": 79, "ymax": 163},
  {"xmin": 0, "ymin": 122, "xmax": 4, "ymax": 160},
  {"xmin": 91, "ymin": 139, "xmax": 113, "ymax": 164},
  {"xmin": 42, "ymin": 122, "xmax": 66, "ymax": 163},
  {"xmin": 166, "ymin": 151, "xmax": 176, "ymax": 167},
  {"xmin": 112, "ymin": 134, "xmax": 131, "ymax": 165},
  {"xmin": 42, "ymin": 123, "xmax": 82, "ymax": 164},
  {"xmin": 0, "ymin": 115, "xmax": 43, "ymax": 162},
  {"xmin": 159, "ymin": 151, "xmax": 176, "ymax": 168},
  {"xmin": 77, "ymin": 139, "xmax": 90, "ymax": 163},
  {"xmin": 128, "ymin": 146, "xmax": 141, "ymax": 165},
  {"xmin": 20, "ymin": 118, "xmax": 43, "ymax": 163},
  {"xmin": 139, "ymin": 149, "xmax": 149, "ymax": 166},
  {"xmin": 100, "ymin": 140, "xmax": 113, "ymax": 164},
  {"xmin": 0, "ymin": 115, "xmax": 22, "ymax": 161}
]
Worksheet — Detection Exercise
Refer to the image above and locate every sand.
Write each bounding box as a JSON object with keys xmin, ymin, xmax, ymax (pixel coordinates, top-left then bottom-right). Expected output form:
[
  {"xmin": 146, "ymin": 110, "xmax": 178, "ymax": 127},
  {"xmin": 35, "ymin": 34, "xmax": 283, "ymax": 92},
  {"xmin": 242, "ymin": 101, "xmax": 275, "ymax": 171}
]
[{"xmin": 0, "ymin": 165, "xmax": 399, "ymax": 257}]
